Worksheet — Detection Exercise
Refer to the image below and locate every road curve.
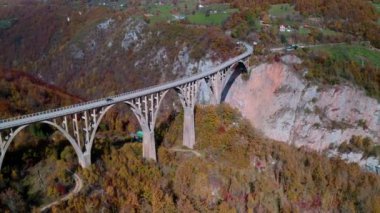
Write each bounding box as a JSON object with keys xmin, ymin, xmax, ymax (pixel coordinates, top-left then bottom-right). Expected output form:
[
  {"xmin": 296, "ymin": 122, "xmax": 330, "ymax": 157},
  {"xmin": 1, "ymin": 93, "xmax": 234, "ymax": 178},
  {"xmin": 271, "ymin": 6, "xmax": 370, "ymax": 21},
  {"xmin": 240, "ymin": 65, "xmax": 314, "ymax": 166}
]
[
  {"xmin": 40, "ymin": 173, "xmax": 83, "ymax": 212},
  {"xmin": 0, "ymin": 42, "xmax": 253, "ymax": 130},
  {"xmin": 170, "ymin": 147, "xmax": 202, "ymax": 157}
]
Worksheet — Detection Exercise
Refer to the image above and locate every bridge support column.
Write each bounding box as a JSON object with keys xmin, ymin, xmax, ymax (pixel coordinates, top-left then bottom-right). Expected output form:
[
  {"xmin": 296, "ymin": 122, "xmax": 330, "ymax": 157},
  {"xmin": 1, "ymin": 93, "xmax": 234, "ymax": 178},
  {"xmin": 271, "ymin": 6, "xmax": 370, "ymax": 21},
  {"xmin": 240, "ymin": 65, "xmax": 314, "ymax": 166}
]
[
  {"xmin": 183, "ymin": 107, "xmax": 195, "ymax": 148},
  {"xmin": 176, "ymin": 81, "xmax": 199, "ymax": 149},
  {"xmin": 209, "ymin": 68, "xmax": 228, "ymax": 104},
  {"xmin": 80, "ymin": 152, "xmax": 92, "ymax": 168},
  {"xmin": 44, "ymin": 107, "xmax": 112, "ymax": 169},
  {"xmin": 126, "ymin": 90, "xmax": 168, "ymax": 161}
]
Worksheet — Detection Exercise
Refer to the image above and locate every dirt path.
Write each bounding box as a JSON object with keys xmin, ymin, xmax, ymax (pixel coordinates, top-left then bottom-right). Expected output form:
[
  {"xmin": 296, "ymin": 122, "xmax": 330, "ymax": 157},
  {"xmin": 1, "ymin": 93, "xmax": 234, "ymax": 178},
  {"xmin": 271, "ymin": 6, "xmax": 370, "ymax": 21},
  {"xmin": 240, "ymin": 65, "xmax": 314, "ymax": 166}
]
[
  {"xmin": 40, "ymin": 173, "xmax": 83, "ymax": 212},
  {"xmin": 169, "ymin": 147, "xmax": 202, "ymax": 157}
]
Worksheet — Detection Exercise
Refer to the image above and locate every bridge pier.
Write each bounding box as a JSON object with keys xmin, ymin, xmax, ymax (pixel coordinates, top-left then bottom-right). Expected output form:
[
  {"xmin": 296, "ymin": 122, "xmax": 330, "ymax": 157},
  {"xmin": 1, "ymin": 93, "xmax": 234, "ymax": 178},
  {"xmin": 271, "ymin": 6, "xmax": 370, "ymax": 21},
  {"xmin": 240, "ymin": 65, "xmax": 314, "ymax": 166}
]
[
  {"xmin": 142, "ymin": 130, "xmax": 156, "ymax": 161},
  {"xmin": 208, "ymin": 60, "xmax": 250, "ymax": 104},
  {"xmin": 126, "ymin": 91, "xmax": 168, "ymax": 161},
  {"xmin": 183, "ymin": 107, "xmax": 195, "ymax": 148},
  {"xmin": 176, "ymin": 81, "xmax": 199, "ymax": 149},
  {"xmin": 43, "ymin": 108, "xmax": 112, "ymax": 169},
  {"xmin": 79, "ymin": 152, "xmax": 92, "ymax": 168}
]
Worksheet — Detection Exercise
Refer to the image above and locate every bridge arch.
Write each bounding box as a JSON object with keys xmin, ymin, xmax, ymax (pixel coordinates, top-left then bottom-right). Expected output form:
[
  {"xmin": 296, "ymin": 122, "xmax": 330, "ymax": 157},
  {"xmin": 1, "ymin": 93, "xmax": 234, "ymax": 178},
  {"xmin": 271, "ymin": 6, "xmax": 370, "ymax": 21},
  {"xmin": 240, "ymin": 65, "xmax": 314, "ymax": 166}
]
[
  {"xmin": 87, "ymin": 104, "xmax": 115, "ymax": 153},
  {"xmin": 84, "ymin": 95, "xmax": 168, "ymax": 163},
  {"xmin": 41, "ymin": 121, "xmax": 88, "ymax": 167},
  {"xmin": 221, "ymin": 61, "xmax": 249, "ymax": 103},
  {"xmin": 0, "ymin": 121, "xmax": 89, "ymax": 170},
  {"xmin": 0, "ymin": 125, "xmax": 29, "ymax": 170}
]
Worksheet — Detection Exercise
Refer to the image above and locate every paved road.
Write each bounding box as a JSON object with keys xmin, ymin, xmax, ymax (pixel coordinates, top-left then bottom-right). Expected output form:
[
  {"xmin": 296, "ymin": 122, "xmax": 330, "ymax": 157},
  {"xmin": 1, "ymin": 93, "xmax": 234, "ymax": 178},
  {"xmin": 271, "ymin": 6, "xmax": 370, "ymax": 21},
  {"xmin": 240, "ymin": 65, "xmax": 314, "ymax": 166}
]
[
  {"xmin": 270, "ymin": 42, "xmax": 346, "ymax": 52},
  {"xmin": 40, "ymin": 173, "xmax": 83, "ymax": 212},
  {"xmin": 0, "ymin": 42, "xmax": 253, "ymax": 130}
]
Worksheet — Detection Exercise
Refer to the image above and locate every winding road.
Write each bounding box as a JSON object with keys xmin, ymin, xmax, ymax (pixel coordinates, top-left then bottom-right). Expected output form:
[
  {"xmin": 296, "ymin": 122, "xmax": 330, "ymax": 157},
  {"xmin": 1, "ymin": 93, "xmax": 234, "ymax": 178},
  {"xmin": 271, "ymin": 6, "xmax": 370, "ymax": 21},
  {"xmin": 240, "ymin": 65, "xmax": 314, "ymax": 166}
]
[
  {"xmin": 170, "ymin": 147, "xmax": 202, "ymax": 157},
  {"xmin": 40, "ymin": 173, "xmax": 83, "ymax": 212},
  {"xmin": 270, "ymin": 42, "xmax": 346, "ymax": 52}
]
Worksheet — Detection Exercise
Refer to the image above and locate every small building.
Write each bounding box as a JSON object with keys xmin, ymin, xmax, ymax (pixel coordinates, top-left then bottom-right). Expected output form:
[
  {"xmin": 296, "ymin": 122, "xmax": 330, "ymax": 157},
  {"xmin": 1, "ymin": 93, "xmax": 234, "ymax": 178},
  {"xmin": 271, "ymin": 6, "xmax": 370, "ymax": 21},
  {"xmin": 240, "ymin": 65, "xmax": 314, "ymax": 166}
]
[
  {"xmin": 280, "ymin": 25, "xmax": 293, "ymax": 32},
  {"xmin": 173, "ymin": 14, "xmax": 186, "ymax": 20}
]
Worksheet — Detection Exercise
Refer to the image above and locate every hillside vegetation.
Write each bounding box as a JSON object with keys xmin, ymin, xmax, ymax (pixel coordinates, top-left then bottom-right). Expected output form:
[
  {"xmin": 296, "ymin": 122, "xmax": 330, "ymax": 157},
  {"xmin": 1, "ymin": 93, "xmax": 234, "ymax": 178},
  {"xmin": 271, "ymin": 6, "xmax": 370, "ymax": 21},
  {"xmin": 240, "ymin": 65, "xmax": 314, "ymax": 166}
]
[
  {"xmin": 0, "ymin": 3, "xmax": 239, "ymax": 99},
  {"xmin": 0, "ymin": 105, "xmax": 373, "ymax": 212},
  {"xmin": 299, "ymin": 45, "xmax": 380, "ymax": 100},
  {"xmin": 0, "ymin": 69, "xmax": 81, "ymax": 118}
]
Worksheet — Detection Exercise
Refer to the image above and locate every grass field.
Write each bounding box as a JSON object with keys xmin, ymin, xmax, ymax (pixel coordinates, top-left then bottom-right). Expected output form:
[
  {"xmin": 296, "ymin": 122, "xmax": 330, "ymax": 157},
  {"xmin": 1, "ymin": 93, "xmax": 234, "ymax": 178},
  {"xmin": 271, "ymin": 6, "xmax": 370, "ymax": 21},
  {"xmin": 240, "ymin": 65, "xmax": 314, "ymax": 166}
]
[
  {"xmin": 373, "ymin": 2, "xmax": 380, "ymax": 13},
  {"xmin": 269, "ymin": 3, "xmax": 295, "ymax": 17},
  {"xmin": 303, "ymin": 43, "xmax": 380, "ymax": 99},
  {"xmin": 280, "ymin": 27, "xmax": 340, "ymax": 38},
  {"xmin": 187, "ymin": 8, "xmax": 238, "ymax": 26},
  {"xmin": 147, "ymin": 4, "xmax": 177, "ymax": 24},
  {"xmin": 298, "ymin": 27, "xmax": 310, "ymax": 35},
  {"xmin": 316, "ymin": 44, "xmax": 380, "ymax": 68},
  {"xmin": 374, "ymin": 2, "xmax": 380, "ymax": 24},
  {"xmin": 146, "ymin": 2, "xmax": 237, "ymax": 26}
]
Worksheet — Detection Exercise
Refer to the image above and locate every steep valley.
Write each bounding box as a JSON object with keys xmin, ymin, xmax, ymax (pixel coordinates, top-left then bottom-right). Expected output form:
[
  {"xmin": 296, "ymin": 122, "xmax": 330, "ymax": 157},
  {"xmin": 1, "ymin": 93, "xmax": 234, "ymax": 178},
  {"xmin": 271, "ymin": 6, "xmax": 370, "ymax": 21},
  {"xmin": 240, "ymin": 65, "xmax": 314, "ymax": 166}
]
[{"xmin": 0, "ymin": 1, "xmax": 379, "ymax": 212}]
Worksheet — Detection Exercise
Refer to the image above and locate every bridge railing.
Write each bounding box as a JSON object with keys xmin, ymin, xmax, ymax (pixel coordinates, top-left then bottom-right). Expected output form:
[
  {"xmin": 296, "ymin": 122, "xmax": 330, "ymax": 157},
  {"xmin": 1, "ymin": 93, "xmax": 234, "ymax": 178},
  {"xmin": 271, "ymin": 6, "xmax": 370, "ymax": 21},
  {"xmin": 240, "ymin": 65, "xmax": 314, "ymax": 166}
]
[
  {"xmin": 0, "ymin": 77, "xmax": 186, "ymax": 124},
  {"xmin": 0, "ymin": 42, "xmax": 253, "ymax": 127}
]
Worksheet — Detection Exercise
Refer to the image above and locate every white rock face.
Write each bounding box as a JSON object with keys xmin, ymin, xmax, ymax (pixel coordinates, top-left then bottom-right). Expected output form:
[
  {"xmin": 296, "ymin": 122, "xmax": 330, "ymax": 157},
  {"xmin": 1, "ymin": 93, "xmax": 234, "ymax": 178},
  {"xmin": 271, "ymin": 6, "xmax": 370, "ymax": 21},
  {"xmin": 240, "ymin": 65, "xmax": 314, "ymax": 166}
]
[
  {"xmin": 195, "ymin": 56, "xmax": 220, "ymax": 104},
  {"xmin": 327, "ymin": 149, "xmax": 379, "ymax": 172},
  {"xmin": 97, "ymin": 18, "xmax": 114, "ymax": 30},
  {"xmin": 70, "ymin": 44, "xmax": 84, "ymax": 60},
  {"xmin": 225, "ymin": 56, "xmax": 380, "ymax": 150},
  {"xmin": 121, "ymin": 19, "xmax": 145, "ymax": 50},
  {"xmin": 172, "ymin": 45, "xmax": 220, "ymax": 104}
]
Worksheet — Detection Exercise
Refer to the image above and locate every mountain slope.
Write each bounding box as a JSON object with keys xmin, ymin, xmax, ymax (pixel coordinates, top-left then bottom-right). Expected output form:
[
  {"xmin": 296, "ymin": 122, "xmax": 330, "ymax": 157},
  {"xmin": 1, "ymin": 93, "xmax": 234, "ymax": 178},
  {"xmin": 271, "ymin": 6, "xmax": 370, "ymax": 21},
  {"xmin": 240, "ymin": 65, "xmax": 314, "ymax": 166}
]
[
  {"xmin": 0, "ymin": 4, "xmax": 239, "ymax": 99},
  {"xmin": 0, "ymin": 68, "xmax": 81, "ymax": 119}
]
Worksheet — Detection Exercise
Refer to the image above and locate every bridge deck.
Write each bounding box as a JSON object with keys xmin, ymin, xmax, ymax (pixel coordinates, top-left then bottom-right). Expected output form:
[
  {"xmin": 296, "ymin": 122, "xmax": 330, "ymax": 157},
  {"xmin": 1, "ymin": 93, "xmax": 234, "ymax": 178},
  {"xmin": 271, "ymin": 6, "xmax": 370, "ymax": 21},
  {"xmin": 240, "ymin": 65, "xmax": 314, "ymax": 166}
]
[{"xmin": 0, "ymin": 43, "xmax": 253, "ymax": 130}]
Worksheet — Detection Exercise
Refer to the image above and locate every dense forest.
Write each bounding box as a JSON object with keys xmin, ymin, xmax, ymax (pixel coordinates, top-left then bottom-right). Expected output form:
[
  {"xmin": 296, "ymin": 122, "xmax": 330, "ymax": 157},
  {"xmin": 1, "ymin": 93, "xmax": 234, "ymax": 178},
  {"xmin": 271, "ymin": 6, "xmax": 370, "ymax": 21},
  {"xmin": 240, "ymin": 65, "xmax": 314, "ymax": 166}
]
[{"xmin": 1, "ymin": 105, "xmax": 379, "ymax": 212}]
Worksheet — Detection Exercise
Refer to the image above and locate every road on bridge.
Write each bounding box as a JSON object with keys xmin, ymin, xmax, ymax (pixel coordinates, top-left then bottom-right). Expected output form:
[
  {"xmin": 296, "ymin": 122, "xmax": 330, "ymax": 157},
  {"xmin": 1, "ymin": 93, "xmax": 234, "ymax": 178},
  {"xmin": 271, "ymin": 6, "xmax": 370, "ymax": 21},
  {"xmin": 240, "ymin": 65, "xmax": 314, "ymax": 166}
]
[{"xmin": 0, "ymin": 42, "xmax": 253, "ymax": 130}]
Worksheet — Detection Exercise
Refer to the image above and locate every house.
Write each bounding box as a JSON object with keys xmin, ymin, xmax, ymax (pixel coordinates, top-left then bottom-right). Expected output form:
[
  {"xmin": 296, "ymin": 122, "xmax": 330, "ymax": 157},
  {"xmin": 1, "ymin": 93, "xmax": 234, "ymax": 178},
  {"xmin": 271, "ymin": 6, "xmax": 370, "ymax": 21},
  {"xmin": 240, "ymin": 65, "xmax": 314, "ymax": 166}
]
[
  {"xmin": 280, "ymin": 25, "xmax": 293, "ymax": 32},
  {"xmin": 172, "ymin": 13, "xmax": 186, "ymax": 20}
]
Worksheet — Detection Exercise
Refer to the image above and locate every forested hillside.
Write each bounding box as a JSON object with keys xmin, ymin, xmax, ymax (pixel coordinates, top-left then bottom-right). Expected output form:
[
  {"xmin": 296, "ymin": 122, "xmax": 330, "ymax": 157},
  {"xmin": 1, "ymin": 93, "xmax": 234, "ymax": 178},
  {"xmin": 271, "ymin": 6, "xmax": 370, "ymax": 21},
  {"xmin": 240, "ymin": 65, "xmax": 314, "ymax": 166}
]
[
  {"xmin": 224, "ymin": 0, "xmax": 380, "ymax": 47},
  {"xmin": 0, "ymin": 3, "xmax": 239, "ymax": 99},
  {"xmin": 0, "ymin": 69, "xmax": 81, "ymax": 118},
  {"xmin": 38, "ymin": 105, "xmax": 380, "ymax": 212}
]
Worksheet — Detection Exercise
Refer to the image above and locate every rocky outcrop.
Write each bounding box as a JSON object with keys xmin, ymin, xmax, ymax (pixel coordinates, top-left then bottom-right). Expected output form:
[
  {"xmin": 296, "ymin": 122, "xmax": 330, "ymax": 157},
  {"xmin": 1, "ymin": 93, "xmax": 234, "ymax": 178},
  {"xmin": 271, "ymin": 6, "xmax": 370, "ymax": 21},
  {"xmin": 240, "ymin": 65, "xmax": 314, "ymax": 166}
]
[{"xmin": 226, "ymin": 56, "xmax": 380, "ymax": 150}]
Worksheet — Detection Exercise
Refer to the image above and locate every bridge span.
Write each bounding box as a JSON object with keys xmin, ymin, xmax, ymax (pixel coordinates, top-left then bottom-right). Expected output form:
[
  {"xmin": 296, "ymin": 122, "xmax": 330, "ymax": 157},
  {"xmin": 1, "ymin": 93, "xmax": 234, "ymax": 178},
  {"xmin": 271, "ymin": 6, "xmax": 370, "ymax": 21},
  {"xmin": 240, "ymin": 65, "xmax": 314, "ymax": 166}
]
[{"xmin": 0, "ymin": 42, "xmax": 253, "ymax": 170}]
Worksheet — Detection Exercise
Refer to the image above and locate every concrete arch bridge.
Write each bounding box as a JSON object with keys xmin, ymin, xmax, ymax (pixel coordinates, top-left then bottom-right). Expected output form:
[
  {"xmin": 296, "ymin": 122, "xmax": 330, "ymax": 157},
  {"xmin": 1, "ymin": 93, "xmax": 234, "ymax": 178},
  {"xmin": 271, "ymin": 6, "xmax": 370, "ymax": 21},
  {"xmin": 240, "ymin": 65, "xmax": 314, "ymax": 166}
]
[{"xmin": 0, "ymin": 43, "xmax": 253, "ymax": 170}]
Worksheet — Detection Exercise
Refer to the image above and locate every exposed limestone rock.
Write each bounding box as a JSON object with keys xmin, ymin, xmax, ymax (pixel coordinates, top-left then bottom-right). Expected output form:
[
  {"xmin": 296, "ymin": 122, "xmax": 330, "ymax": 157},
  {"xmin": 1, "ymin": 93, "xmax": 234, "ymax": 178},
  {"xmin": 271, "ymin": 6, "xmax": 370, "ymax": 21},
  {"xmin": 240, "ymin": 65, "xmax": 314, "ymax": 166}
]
[
  {"xmin": 226, "ymin": 56, "xmax": 380, "ymax": 150},
  {"xmin": 196, "ymin": 56, "xmax": 221, "ymax": 104},
  {"xmin": 327, "ymin": 149, "xmax": 379, "ymax": 172},
  {"xmin": 97, "ymin": 18, "xmax": 114, "ymax": 30},
  {"xmin": 172, "ymin": 45, "xmax": 220, "ymax": 104},
  {"xmin": 121, "ymin": 19, "xmax": 146, "ymax": 50},
  {"xmin": 70, "ymin": 44, "xmax": 84, "ymax": 60}
]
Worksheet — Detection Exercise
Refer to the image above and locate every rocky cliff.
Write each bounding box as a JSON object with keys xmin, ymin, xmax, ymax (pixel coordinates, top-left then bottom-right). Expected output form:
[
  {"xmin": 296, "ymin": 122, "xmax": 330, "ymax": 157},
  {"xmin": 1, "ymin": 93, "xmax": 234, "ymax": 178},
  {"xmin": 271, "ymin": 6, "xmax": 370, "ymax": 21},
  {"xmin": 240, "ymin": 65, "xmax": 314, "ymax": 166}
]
[{"xmin": 226, "ymin": 55, "xmax": 380, "ymax": 150}]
